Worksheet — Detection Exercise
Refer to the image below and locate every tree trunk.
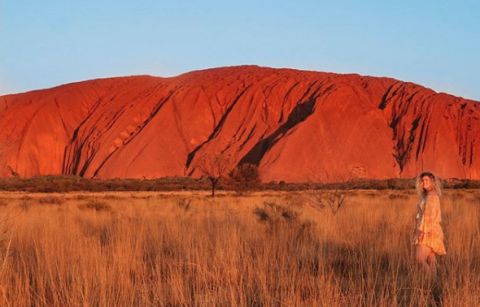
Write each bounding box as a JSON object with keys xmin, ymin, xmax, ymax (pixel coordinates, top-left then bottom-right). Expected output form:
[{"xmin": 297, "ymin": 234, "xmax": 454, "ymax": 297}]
[{"xmin": 210, "ymin": 179, "xmax": 217, "ymax": 197}]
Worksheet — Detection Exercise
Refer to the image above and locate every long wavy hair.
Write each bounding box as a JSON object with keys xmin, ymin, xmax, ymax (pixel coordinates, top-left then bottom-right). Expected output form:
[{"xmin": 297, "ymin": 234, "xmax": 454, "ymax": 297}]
[{"xmin": 415, "ymin": 170, "xmax": 443, "ymax": 200}]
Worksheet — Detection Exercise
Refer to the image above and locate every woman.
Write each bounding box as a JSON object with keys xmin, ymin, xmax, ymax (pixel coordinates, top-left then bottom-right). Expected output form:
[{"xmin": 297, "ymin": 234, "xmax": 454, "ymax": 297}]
[{"xmin": 412, "ymin": 171, "xmax": 446, "ymax": 276}]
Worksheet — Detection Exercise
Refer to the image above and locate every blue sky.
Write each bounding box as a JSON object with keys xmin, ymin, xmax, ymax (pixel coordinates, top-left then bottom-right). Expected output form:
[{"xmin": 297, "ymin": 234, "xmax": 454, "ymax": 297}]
[{"xmin": 1, "ymin": 0, "xmax": 479, "ymax": 100}]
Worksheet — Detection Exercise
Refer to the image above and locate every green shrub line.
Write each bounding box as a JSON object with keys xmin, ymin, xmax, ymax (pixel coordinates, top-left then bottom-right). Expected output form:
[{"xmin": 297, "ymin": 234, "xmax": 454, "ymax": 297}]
[{"xmin": 0, "ymin": 175, "xmax": 478, "ymax": 192}]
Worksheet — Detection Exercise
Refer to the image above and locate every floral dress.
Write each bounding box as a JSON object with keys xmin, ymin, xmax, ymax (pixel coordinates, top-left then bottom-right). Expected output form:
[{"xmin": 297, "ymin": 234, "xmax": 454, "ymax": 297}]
[{"xmin": 412, "ymin": 193, "xmax": 447, "ymax": 255}]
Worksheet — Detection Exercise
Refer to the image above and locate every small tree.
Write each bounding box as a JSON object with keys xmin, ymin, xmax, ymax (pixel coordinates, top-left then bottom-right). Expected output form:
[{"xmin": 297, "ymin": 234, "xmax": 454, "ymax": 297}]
[
  {"xmin": 195, "ymin": 152, "xmax": 233, "ymax": 197},
  {"xmin": 229, "ymin": 163, "xmax": 260, "ymax": 194}
]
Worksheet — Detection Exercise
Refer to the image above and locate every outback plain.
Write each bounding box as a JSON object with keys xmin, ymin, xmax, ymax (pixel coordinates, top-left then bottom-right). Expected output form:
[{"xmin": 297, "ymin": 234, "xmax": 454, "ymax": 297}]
[{"xmin": 0, "ymin": 188, "xmax": 478, "ymax": 306}]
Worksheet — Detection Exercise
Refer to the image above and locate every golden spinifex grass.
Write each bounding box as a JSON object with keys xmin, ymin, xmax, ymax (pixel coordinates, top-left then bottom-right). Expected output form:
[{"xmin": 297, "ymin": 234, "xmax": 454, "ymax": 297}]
[{"xmin": 0, "ymin": 190, "xmax": 478, "ymax": 306}]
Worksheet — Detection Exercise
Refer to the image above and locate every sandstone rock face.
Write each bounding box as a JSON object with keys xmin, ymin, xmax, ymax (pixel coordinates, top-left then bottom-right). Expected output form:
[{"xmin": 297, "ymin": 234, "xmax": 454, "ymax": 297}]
[{"xmin": 0, "ymin": 66, "xmax": 479, "ymax": 182}]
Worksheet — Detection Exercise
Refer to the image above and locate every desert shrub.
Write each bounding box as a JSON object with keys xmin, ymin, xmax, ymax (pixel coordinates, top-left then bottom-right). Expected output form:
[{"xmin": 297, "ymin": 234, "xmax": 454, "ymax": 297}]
[
  {"xmin": 229, "ymin": 163, "xmax": 260, "ymax": 194},
  {"xmin": 304, "ymin": 190, "xmax": 346, "ymax": 215},
  {"xmin": 254, "ymin": 201, "xmax": 300, "ymax": 224},
  {"xmin": 388, "ymin": 193, "xmax": 409, "ymax": 200},
  {"xmin": 18, "ymin": 200, "xmax": 32, "ymax": 211},
  {"xmin": 131, "ymin": 194, "xmax": 153, "ymax": 200},
  {"xmin": 38, "ymin": 196, "xmax": 65, "ymax": 205},
  {"xmin": 78, "ymin": 200, "xmax": 112, "ymax": 212},
  {"xmin": 253, "ymin": 201, "xmax": 318, "ymax": 252},
  {"xmin": 386, "ymin": 178, "xmax": 414, "ymax": 190},
  {"xmin": 102, "ymin": 194, "xmax": 123, "ymax": 200},
  {"xmin": 75, "ymin": 217, "xmax": 117, "ymax": 247},
  {"xmin": 74, "ymin": 194, "xmax": 90, "ymax": 201},
  {"xmin": 450, "ymin": 191, "xmax": 466, "ymax": 200},
  {"xmin": 364, "ymin": 191, "xmax": 378, "ymax": 198},
  {"xmin": 176, "ymin": 198, "xmax": 192, "ymax": 212}
]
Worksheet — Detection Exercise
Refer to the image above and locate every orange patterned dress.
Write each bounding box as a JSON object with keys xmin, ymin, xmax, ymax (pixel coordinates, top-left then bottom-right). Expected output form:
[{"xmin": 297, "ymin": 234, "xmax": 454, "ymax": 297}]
[{"xmin": 412, "ymin": 193, "xmax": 447, "ymax": 255}]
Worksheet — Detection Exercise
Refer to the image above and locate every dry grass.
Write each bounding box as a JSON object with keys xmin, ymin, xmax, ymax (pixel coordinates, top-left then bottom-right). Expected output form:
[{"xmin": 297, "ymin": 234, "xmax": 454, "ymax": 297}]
[{"xmin": 0, "ymin": 189, "xmax": 478, "ymax": 306}]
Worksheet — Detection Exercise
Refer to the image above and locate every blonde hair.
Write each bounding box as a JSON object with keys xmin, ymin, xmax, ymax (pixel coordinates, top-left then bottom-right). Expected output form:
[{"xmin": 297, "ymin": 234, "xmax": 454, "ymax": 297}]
[{"xmin": 415, "ymin": 170, "xmax": 443, "ymax": 200}]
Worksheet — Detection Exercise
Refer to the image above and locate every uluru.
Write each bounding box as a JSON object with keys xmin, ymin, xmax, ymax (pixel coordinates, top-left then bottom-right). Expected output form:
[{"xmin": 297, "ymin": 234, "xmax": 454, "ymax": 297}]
[{"xmin": 0, "ymin": 65, "xmax": 479, "ymax": 183}]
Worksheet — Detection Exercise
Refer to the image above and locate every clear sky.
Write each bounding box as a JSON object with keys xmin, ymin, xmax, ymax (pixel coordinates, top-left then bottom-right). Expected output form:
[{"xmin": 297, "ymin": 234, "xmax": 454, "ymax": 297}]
[{"xmin": 1, "ymin": 0, "xmax": 479, "ymax": 100}]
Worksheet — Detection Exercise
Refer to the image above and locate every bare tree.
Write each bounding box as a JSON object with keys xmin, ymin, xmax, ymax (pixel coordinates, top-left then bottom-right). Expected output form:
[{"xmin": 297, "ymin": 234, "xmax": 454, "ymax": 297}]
[{"xmin": 195, "ymin": 151, "xmax": 233, "ymax": 197}]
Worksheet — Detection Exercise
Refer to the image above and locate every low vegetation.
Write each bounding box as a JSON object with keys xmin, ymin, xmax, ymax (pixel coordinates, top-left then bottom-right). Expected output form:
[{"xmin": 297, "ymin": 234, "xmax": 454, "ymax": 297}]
[
  {"xmin": 0, "ymin": 175, "xmax": 478, "ymax": 193},
  {"xmin": 0, "ymin": 189, "xmax": 478, "ymax": 306}
]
